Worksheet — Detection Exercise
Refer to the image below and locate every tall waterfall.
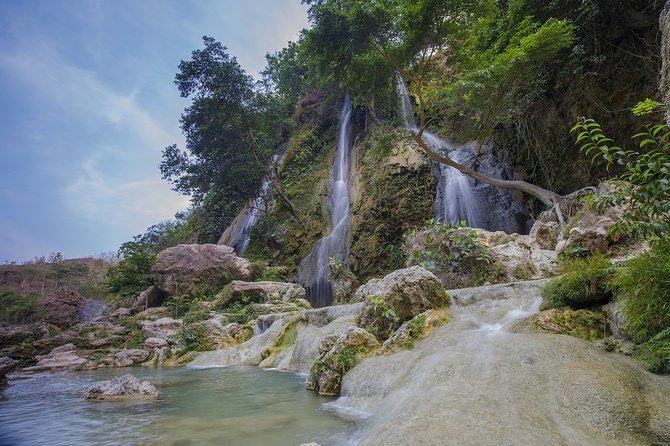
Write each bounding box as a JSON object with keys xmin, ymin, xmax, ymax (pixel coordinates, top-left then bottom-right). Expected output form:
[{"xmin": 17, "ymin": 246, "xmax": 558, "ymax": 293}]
[
  {"xmin": 296, "ymin": 94, "xmax": 353, "ymax": 307},
  {"xmin": 396, "ymin": 76, "xmax": 527, "ymax": 233}
]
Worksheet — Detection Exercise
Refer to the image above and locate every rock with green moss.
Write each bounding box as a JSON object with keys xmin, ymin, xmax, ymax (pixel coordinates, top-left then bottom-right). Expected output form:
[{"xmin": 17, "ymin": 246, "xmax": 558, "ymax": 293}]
[
  {"xmin": 540, "ymin": 255, "xmax": 614, "ymax": 310},
  {"xmin": 357, "ymin": 266, "xmax": 449, "ymax": 340},
  {"xmin": 306, "ymin": 326, "xmax": 379, "ymax": 396},
  {"xmin": 532, "ymin": 308, "xmax": 606, "ymax": 341},
  {"xmin": 381, "ymin": 308, "xmax": 450, "ymax": 353}
]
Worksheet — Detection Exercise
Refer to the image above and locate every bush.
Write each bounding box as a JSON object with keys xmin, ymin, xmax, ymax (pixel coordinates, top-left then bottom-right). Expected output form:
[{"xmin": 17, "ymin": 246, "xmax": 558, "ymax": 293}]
[
  {"xmin": 615, "ymin": 240, "xmax": 670, "ymax": 344},
  {"xmin": 540, "ymin": 255, "xmax": 614, "ymax": 310},
  {"xmin": 0, "ymin": 291, "xmax": 42, "ymax": 325}
]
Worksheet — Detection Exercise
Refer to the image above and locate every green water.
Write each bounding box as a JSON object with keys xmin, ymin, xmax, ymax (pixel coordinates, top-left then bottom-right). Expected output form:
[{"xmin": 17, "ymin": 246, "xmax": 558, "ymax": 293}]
[{"xmin": 0, "ymin": 366, "xmax": 360, "ymax": 446}]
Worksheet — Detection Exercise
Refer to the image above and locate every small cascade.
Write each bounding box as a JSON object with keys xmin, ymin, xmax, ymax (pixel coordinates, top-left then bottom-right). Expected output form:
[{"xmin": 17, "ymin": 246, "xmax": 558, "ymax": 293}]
[
  {"xmin": 296, "ymin": 94, "xmax": 353, "ymax": 308},
  {"xmin": 218, "ymin": 156, "xmax": 277, "ymax": 255},
  {"xmin": 396, "ymin": 76, "xmax": 527, "ymax": 233}
]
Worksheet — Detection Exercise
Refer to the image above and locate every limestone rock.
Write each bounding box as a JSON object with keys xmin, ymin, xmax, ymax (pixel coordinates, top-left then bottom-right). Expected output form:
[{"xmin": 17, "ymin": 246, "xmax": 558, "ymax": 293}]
[
  {"xmin": 555, "ymin": 201, "xmax": 625, "ymax": 256},
  {"xmin": 139, "ymin": 317, "xmax": 182, "ymax": 341},
  {"xmin": 357, "ymin": 267, "xmax": 449, "ymax": 339},
  {"xmin": 110, "ymin": 308, "xmax": 132, "ymax": 319},
  {"xmin": 24, "ymin": 343, "xmax": 96, "ymax": 372},
  {"xmin": 306, "ymin": 326, "xmax": 379, "ymax": 396},
  {"xmin": 44, "ymin": 288, "xmax": 84, "ymax": 329},
  {"xmin": 99, "ymin": 349, "xmax": 150, "ymax": 367},
  {"xmin": 381, "ymin": 308, "xmax": 450, "ymax": 353},
  {"xmin": 152, "ymin": 244, "xmax": 252, "ymax": 297},
  {"xmin": 488, "ymin": 237, "xmax": 557, "ymax": 281},
  {"xmin": 0, "ymin": 356, "xmax": 18, "ymax": 386},
  {"xmin": 83, "ymin": 374, "xmax": 159, "ymax": 400},
  {"xmin": 130, "ymin": 286, "xmax": 167, "ymax": 313},
  {"xmin": 219, "ymin": 281, "xmax": 307, "ymax": 306},
  {"xmin": 144, "ymin": 337, "xmax": 168, "ymax": 349},
  {"xmin": 190, "ymin": 317, "xmax": 252, "ymax": 350},
  {"xmin": 529, "ymin": 220, "xmax": 560, "ymax": 250}
]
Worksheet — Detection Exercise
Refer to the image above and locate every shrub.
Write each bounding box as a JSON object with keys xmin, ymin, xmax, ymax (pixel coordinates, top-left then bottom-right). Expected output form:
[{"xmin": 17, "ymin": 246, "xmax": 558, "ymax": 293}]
[
  {"xmin": 615, "ymin": 240, "xmax": 670, "ymax": 344},
  {"xmin": 0, "ymin": 291, "xmax": 43, "ymax": 325},
  {"xmin": 540, "ymin": 254, "xmax": 614, "ymax": 310}
]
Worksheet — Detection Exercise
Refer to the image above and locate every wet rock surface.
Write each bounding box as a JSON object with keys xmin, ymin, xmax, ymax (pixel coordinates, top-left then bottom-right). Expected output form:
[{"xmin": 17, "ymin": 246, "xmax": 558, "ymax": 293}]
[
  {"xmin": 23, "ymin": 343, "xmax": 96, "ymax": 372},
  {"xmin": 83, "ymin": 374, "xmax": 159, "ymax": 400}
]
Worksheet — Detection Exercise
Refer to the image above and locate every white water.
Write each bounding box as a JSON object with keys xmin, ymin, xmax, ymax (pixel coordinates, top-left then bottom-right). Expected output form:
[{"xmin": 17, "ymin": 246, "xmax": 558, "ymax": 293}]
[
  {"xmin": 223, "ymin": 155, "xmax": 279, "ymax": 255},
  {"xmin": 330, "ymin": 281, "xmax": 670, "ymax": 445},
  {"xmin": 297, "ymin": 94, "xmax": 353, "ymax": 307},
  {"xmin": 396, "ymin": 77, "xmax": 529, "ymax": 232}
]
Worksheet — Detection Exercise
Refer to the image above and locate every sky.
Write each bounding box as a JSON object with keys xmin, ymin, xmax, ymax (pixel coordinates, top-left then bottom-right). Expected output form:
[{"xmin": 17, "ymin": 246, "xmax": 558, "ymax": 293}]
[{"xmin": 0, "ymin": 0, "xmax": 309, "ymax": 262}]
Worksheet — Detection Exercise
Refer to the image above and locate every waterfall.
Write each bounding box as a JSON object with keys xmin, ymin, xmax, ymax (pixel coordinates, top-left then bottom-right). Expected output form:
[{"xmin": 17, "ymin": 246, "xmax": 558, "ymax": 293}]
[
  {"xmin": 396, "ymin": 76, "xmax": 528, "ymax": 233},
  {"xmin": 218, "ymin": 156, "xmax": 278, "ymax": 255},
  {"xmin": 296, "ymin": 94, "xmax": 353, "ymax": 308}
]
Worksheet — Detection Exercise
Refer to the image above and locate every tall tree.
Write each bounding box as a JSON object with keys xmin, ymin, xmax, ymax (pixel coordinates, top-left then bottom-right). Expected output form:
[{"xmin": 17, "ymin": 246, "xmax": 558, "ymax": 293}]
[{"xmin": 302, "ymin": 0, "xmax": 580, "ymax": 223}]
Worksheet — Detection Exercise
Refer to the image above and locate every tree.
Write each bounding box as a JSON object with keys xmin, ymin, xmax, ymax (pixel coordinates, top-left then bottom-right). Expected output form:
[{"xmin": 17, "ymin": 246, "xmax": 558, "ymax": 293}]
[
  {"xmin": 161, "ymin": 37, "xmax": 297, "ymax": 242},
  {"xmin": 302, "ymin": 0, "xmax": 581, "ymax": 223},
  {"xmin": 105, "ymin": 238, "xmax": 157, "ymax": 297}
]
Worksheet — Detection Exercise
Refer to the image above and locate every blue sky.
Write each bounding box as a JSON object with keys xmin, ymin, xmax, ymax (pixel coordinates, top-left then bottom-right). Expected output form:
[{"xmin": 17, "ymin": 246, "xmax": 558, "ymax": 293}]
[{"xmin": 0, "ymin": 0, "xmax": 308, "ymax": 262}]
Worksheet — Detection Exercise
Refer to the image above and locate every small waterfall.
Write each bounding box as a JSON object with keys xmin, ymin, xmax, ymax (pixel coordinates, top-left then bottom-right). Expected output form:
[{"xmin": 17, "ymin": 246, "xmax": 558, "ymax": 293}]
[
  {"xmin": 218, "ymin": 157, "xmax": 277, "ymax": 255},
  {"xmin": 296, "ymin": 94, "xmax": 353, "ymax": 308},
  {"xmin": 396, "ymin": 76, "xmax": 527, "ymax": 233}
]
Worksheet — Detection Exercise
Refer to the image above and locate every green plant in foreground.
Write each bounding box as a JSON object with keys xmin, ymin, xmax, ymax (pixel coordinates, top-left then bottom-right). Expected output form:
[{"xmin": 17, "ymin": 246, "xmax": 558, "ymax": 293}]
[
  {"xmin": 571, "ymin": 100, "xmax": 670, "ymax": 238},
  {"xmin": 368, "ymin": 294, "xmax": 399, "ymax": 322},
  {"xmin": 540, "ymin": 254, "xmax": 614, "ymax": 310}
]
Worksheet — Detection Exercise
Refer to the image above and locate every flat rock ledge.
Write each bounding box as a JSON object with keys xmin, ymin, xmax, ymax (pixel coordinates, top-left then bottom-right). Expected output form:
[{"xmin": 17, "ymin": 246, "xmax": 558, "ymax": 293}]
[{"xmin": 83, "ymin": 374, "xmax": 159, "ymax": 400}]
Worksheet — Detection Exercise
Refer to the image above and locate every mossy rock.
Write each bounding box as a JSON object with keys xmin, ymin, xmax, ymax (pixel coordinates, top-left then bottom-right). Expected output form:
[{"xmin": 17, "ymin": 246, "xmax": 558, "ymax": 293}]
[
  {"xmin": 532, "ymin": 308, "xmax": 606, "ymax": 341},
  {"xmin": 540, "ymin": 255, "xmax": 614, "ymax": 310}
]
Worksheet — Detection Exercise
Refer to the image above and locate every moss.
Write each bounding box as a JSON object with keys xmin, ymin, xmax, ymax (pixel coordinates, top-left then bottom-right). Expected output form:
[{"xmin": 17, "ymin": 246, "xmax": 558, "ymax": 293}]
[
  {"xmin": 532, "ymin": 308, "xmax": 605, "ymax": 341},
  {"xmin": 540, "ymin": 254, "xmax": 614, "ymax": 310},
  {"xmin": 125, "ymin": 329, "xmax": 144, "ymax": 350},
  {"xmin": 514, "ymin": 262, "xmax": 537, "ymax": 281}
]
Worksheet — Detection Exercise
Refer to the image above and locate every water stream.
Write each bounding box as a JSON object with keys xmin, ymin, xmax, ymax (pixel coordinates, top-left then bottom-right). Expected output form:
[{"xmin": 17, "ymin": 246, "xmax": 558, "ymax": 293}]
[
  {"xmin": 296, "ymin": 94, "xmax": 353, "ymax": 308},
  {"xmin": 396, "ymin": 77, "xmax": 528, "ymax": 233},
  {"xmin": 0, "ymin": 367, "xmax": 358, "ymax": 446}
]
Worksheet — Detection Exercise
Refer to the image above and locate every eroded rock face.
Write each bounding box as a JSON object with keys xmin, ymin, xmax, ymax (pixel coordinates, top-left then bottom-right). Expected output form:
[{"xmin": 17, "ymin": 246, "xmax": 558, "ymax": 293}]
[
  {"xmin": 83, "ymin": 374, "xmax": 159, "ymax": 400},
  {"xmin": 99, "ymin": 349, "xmax": 150, "ymax": 368},
  {"xmin": 0, "ymin": 356, "xmax": 18, "ymax": 386},
  {"xmin": 529, "ymin": 220, "xmax": 560, "ymax": 250},
  {"xmin": 152, "ymin": 244, "xmax": 252, "ymax": 297},
  {"xmin": 190, "ymin": 317, "xmax": 252, "ymax": 350},
  {"xmin": 130, "ymin": 286, "xmax": 167, "ymax": 313},
  {"xmin": 357, "ymin": 267, "xmax": 449, "ymax": 339},
  {"xmin": 23, "ymin": 343, "xmax": 96, "ymax": 372},
  {"xmin": 219, "ymin": 281, "xmax": 307, "ymax": 306},
  {"xmin": 139, "ymin": 317, "xmax": 182, "ymax": 341},
  {"xmin": 306, "ymin": 326, "xmax": 379, "ymax": 396},
  {"xmin": 44, "ymin": 289, "xmax": 84, "ymax": 329}
]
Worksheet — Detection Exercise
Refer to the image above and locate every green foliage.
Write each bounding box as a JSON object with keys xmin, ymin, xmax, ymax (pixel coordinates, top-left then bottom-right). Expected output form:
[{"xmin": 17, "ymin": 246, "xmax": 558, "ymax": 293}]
[
  {"xmin": 0, "ymin": 291, "xmax": 42, "ymax": 325},
  {"xmin": 571, "ymin": 109, "xmax": 670, "ymax": 238},
  {"xmin": 400, "ymin": 314, "xmax": 427, "ymax": 349},
  {"xmin": 409, "ymin": 219, "xmax": 491, "ymax": 274},
  {"xmin": 105, "ymin": 238, "xmax": 157, "ymax": 298},
  {"xmin": 176, "ymin": 324, "xmax": 213, "ymax": 355},
  {"xmin": 615, "ymin": 240, "xmax": 670, "ymax": 344},
  {"xmin": 331, "ymin": 348, "xmax": 358, "ymax": 375},
  {"xmin": 367, "ymin": 294, "xmax": 399, "ymax": 322},
  {"xmin": 636, "ymin": 328, "xmax": 670, "ymax": 374},
  {"xmin": 533, "ymin": 308, "xmax": 605, "ymax": 341},
  {"xmin": 540, "ymin": 254, "xmax": 613, "ymax": 310}
]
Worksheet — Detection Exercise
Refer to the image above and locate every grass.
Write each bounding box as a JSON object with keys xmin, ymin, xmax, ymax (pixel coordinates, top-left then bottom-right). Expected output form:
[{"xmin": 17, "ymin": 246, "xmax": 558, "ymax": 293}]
[{"xmin": 540, "ymin": 254, "xmax": 614, "ymax": 310}]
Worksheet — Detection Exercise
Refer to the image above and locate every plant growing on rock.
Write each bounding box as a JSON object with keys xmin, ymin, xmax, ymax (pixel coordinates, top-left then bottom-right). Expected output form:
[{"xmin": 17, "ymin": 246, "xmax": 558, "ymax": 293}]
[
  {"xmin": 540, "ymin": 254, "xmax": 614, "ymax": 310},
  {"xmin": 571, "ymin": 100, "xmax": 670, "ymax": 239}
]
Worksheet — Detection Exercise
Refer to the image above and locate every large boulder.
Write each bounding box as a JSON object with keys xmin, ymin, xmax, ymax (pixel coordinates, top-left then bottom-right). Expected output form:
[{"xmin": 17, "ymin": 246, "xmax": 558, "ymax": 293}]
[
  {"xmin": 83, "ymin": 374, "xmax": 159, "ymax": 400},
  {"xmin": 23, "ymin": 343, "xmax": 96, "ymax": 372},
  {"xmin": 190, "ymin": 317, "xmax": 252, "ymax": 350},
  {"xmin": 357, "ymin": 266, "xmax": 449, "ymax": 339},
  {"xmin": 306, "ymin": 327, "xmax": 380, "ymax": 396},
  {"xmin": 152, "ymin": 244, "xmax": 252, "ymax": 297},
  {"xmin": 44, "ymin": 288, "xmax": 84, "ymax": 328},
  {"xmin": 139, "ymin": 317, "xmax": 182, "ymax": 341}
]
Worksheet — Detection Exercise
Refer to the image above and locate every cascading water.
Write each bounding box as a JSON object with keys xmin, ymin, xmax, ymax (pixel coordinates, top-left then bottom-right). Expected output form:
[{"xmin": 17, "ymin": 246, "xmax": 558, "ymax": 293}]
[
  {"xmin": 296, "ymin": 94, "xmax": 353, "ymax": 308},
  {"xmin": 396, "ymin": 76, "xmax": 527, "ymax": 233},
  {"xmin": 218, "ymin": 156, "xmax": 278, "ymax": 256}
]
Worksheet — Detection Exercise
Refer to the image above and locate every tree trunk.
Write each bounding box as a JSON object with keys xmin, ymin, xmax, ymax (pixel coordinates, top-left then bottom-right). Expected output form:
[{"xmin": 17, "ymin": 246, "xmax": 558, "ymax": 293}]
[{"xmin": 413, "ymin": 127, "xmax": 567, "ymax": 225}]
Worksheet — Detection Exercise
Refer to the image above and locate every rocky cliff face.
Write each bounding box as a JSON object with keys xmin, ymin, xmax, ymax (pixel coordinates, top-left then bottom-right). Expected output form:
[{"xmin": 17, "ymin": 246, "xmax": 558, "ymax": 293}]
[{"xmin": 661, "ymin": 1, "xmax": 670, "ymax": 126}]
